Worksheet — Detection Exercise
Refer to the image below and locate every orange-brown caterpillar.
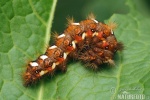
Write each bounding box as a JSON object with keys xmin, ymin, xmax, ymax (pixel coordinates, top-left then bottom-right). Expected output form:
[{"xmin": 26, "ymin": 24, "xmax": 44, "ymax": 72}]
[{"xmin": 23, "ymin": 15, "xmax": 123, "ymax": 86}]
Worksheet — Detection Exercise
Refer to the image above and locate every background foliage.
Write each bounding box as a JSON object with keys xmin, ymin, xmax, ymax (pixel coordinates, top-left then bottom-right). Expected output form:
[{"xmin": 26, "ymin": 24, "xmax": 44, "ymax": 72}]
[{"xmin": 0, "ymin": 0, "xmax": 150, "ymax": 100}]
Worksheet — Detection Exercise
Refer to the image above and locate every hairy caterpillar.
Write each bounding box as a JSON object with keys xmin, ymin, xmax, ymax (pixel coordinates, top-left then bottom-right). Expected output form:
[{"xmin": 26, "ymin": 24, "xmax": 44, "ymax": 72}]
[{"xmin": 23, "ymin": 14, "xmax": 123, "ymax": 86}]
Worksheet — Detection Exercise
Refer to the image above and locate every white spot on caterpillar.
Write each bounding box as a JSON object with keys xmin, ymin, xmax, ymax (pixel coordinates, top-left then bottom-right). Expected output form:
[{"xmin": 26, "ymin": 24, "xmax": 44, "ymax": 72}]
[
  {"xmin": 49, "ymin": 45, "xmax": 57, "ymax": 49},
  {"xmin": 40, "ymin": 55, "xmax": 48, "ymax": 60},
  {"xmin": 58, "ymin": 34, "xmax": 65, "ymax": 38},
  {"xmin": 82, "ymin": 33, "xmax": 86, "ymax": 40},
  {"xmin": 52, "ymin": 63, "xmax": 56, "ymax": 69},
  {"xmin": 72, "ymin": 23, "xmax": 80, "ymax": 25},
  {"xmin": 63, "ymin": 53, "xmax": 67, "ymax": 60},
  {"xmin": 103, "ymin": 40, "xmax": 106, "ymax": 43},
  {"xmin": 92, "ymin": 19, "xmax": 98, "ymax": 23},
  {"xmin": 39, "ymin": 70, "xmax": 48, "ymax": 76},
  {"xmin": 111, "ymin": 30, "xmax": 114, "ymax": 34},
  {"xmin": 92, "ymin": 32, "xmax": 98, "ymax": 37},
  {"xmin": 30, "ymin": 62, "xmax": 38, "ymax": 67},
  {"xmin": 72, "ymin": 41, "xmax": 76, "ymax": 49},
  {"xmin": 39, "ymin": 71, "xmax": 44, "ymax": 76}
]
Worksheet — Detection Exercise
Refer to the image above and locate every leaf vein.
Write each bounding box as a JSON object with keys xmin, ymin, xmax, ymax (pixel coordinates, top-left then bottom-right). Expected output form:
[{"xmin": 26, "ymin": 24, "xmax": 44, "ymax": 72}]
[{"xmin": 28, "ymin": 0, "xmax": 47, "ymax": 27}]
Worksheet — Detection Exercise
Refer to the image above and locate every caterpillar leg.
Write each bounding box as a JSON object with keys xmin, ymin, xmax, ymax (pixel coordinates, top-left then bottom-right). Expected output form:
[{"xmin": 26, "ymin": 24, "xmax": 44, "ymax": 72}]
[
  {"xmin": 58, "ymin": 64, "xmax": 67, "ymax": 72},
  {"xmin": 85, "ymin": 62, "xmax": 98, "ymax": 70}
]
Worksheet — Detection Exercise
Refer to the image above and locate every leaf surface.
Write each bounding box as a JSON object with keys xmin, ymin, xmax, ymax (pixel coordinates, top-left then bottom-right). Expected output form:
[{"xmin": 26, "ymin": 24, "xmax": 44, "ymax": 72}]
[{"xmin": 0, "ymin": 0, "xmax": 57, "ymax": 100}]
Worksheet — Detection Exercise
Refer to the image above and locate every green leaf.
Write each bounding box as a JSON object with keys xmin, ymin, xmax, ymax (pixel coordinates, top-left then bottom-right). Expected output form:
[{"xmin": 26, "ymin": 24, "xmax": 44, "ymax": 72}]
[
  {"xmin": 0, "ymin": 0, "xmax": 57, "ymax": 100},
  {"xmin": 1, "ymin": 0, "xmax": 150, "ymax": 100}
]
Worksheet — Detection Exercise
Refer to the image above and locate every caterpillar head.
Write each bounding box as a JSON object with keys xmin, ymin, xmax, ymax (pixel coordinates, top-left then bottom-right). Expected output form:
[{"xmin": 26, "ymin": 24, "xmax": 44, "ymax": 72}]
[{"xmin": 23, "ymin": 62, "xmax": 42, "ymax": 86}]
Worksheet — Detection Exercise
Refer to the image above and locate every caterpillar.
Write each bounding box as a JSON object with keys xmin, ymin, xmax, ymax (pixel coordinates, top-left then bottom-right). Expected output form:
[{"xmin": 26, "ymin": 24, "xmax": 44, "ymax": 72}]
[{"xmin": 23, "ymin": 14, "xmax": 123, "ymax": 86}]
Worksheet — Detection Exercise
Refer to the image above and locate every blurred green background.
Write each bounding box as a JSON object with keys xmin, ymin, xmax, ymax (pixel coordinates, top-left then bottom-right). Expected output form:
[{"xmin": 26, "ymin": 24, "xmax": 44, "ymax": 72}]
[{"xmin": 51, "ymin": 0, "xmax": 150, "ymax": 35}]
